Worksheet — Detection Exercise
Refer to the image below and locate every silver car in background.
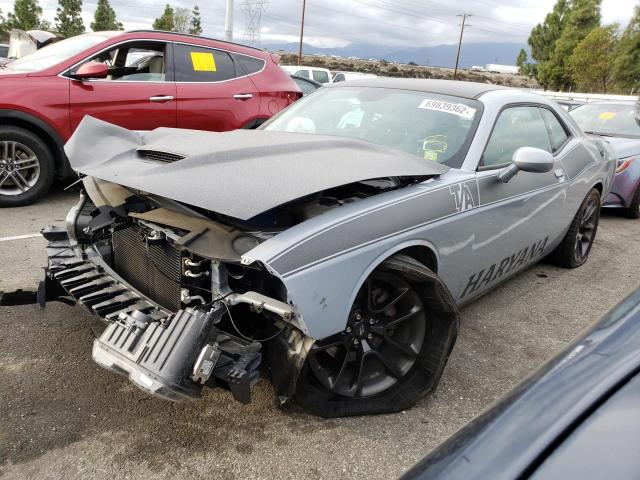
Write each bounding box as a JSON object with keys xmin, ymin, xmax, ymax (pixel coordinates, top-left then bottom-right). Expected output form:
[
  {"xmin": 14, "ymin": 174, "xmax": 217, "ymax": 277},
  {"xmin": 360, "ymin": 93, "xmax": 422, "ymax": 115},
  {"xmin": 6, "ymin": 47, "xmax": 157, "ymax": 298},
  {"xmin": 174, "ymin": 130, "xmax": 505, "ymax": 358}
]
[{"xmin": 41, "ymin": 79, "xmax": 615, "ymax": 417}]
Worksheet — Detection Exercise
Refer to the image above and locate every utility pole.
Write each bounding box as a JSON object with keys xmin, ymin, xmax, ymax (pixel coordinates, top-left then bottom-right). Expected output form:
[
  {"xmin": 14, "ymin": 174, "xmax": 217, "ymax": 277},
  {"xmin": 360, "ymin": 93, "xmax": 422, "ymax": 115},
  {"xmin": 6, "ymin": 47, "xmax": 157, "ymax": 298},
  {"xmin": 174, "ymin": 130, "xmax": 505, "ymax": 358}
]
[
  {"xmin": 453, "ymin": 14, "xmax": 471, "ymax": 80},
  {"xmin": 224, "ymin": 0, "xmax": 234, "ymax": 42},
  {"xmin": 298, "ymin": 0, "xmax": 306, "ymax": 66}
]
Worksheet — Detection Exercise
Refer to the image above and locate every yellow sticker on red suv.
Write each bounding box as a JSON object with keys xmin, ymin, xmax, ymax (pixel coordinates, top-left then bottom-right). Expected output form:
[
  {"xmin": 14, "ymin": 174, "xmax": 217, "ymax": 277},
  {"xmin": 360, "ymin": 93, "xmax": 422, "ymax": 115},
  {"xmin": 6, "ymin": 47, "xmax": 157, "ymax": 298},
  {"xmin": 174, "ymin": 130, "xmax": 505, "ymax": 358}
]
[{"xmin": 190, "ymin": 52, "xmax": 217, "ymax": 72}]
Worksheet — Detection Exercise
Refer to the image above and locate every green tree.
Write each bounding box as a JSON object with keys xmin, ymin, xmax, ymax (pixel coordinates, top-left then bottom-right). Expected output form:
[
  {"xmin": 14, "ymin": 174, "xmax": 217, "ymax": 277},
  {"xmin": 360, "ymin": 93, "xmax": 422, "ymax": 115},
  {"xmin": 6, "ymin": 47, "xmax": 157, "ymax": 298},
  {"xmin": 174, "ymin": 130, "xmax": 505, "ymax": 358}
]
[
  {"xmin": 7, "ymin": 0, "xmax": 43, "ymax": 30},
  {"xmin": 153, "ymin": 4, "xmax": 174, "ymax": 31},
  {"xmin": 613, "ymin": 6, "xmax": 640, "ymax": 92},
  {"xmin": 0, "ymin": 9, "xmax": 8, "ymax": 40},
  {"xmin": 528, "ymin": 0, "xmax": 571, "ymax": 89},
  {"xmin": 547, "ymin": 0, "xmax": 602, "ymax": 90},
  {"xmin": 569, "ymin": 24, "xmax": 618, "ymax": 92},
  {"xmin": 515, "ymin": 48, "xmax": 531, "ymax": 76},
  {"xmin": 528, "ymin": 0, "xmax": 570, "ymax": 62},
  {"xmin": 90, "ymin": 0, "xmax": 122, "ymax": 31},
  {"xmin": 189, "ymin": 5, "xmax": 202, "ymax": 35},
  {"xmin": 55, "ymin": 0, "xmax": 85, "ymax": 37}
]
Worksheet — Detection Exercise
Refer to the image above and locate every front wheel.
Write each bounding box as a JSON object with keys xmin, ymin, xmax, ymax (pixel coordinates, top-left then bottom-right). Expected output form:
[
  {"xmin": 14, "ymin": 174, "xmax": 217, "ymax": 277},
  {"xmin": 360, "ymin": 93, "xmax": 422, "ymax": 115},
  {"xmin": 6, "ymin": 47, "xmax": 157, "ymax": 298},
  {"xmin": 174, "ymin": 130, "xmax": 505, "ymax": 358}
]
[
  {"xmin": 294, "ymin": 254, "xmax": 458, "ymax": 417},
  {"xmin": 551, "ymin": 188, "xmax": 601, "ymax": 268},
  {"xmin": 0, "ymin": 127, "xmax": 55, "ymax": 207}
]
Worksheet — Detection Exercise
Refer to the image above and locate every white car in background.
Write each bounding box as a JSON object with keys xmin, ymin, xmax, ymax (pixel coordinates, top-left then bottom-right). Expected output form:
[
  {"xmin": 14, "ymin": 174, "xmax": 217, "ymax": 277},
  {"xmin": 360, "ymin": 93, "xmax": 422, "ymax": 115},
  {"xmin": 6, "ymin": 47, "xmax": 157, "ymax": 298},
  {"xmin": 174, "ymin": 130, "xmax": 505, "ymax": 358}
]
[
  {"xmin": 332, "ymin": 71, "xmax": 378, "ymax": 82},
  {"xmin": 281, "ymin": 65, "xmax": 333, "ymax": 84}
]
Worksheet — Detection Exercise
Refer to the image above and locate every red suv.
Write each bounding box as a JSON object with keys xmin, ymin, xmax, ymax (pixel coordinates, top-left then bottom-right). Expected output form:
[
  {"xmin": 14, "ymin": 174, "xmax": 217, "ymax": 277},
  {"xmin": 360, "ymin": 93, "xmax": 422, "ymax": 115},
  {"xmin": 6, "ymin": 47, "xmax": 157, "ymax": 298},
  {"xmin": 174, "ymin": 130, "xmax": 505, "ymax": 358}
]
[{"xmin": 0, "ymin": 30, "xmax": 301, "ymax": 206}]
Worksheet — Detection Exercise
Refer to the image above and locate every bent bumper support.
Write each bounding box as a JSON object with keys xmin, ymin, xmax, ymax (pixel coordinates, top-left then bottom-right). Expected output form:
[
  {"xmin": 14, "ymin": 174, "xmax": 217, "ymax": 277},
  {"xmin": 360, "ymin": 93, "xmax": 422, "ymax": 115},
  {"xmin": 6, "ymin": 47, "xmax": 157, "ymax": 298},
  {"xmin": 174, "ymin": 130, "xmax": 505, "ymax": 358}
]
[{"xmin": 40, "ymin": 225, "xmax": 262, "ymax": 404}]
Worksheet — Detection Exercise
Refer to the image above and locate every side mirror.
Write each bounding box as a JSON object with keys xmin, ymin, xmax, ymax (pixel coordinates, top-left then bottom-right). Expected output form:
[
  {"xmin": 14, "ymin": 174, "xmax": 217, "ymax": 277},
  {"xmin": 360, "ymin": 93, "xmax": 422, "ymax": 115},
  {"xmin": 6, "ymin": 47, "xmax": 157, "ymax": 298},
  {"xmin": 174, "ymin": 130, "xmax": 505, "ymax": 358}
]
[
  {"xmin": 497, "ymin": 147, "xmax": 554, "ymax": 183},
  {"xmin": 72, "ymin": 61, "xmax": 108, "ymax": 80}
]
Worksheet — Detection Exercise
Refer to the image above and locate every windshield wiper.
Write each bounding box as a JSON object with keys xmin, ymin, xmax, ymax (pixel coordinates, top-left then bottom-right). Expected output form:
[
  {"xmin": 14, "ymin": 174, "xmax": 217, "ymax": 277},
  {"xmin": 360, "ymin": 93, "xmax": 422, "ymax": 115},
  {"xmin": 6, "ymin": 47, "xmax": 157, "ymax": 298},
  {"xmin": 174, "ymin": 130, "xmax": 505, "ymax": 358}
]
[{"xmin": 584, "ymin": 131, "xmax": 616, "ymax": 137}]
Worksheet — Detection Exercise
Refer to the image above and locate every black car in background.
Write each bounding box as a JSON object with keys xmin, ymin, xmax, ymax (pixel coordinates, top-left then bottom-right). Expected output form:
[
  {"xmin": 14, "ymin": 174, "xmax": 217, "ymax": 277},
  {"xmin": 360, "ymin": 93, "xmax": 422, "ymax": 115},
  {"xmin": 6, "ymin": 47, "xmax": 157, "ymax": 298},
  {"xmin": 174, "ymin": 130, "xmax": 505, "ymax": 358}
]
[{"xmin": 402, "ymin": 287, "xmax": 640, "ymax": 480}]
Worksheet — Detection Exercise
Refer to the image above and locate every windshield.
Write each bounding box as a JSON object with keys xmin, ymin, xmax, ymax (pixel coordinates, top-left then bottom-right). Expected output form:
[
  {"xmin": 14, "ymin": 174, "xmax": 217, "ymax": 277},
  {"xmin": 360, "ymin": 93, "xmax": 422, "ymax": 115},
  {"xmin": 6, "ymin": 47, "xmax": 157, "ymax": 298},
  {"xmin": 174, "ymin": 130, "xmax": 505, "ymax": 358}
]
[
  {"xmin": 570, "ymin": 103, "xmax": 640, "ymax": 139},
  {"xmin": 263, "ymin": 86, "xmax": 481, "ymax": 167},
  {"xmin": 6, "ymin": 33, "xmax": 116, "ymax": 73}
]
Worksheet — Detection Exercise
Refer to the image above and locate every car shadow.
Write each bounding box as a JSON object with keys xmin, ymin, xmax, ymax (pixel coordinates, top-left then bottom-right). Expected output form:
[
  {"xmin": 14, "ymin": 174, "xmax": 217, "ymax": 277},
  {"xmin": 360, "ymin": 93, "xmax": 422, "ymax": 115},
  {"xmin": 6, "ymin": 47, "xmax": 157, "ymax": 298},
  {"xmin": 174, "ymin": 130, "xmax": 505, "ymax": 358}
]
[{"xmin": 0, "ymin": 303, "xmax": 336, "ymax": 470}]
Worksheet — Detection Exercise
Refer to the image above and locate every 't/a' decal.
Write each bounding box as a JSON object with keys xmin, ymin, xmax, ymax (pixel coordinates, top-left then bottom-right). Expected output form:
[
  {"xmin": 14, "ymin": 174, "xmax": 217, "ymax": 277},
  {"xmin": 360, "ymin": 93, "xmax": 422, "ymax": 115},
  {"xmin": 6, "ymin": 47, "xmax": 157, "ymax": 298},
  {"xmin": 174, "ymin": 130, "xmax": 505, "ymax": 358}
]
[{"xmin": 450, "ymin": 182, "xmax": 476, "ymax": 212}]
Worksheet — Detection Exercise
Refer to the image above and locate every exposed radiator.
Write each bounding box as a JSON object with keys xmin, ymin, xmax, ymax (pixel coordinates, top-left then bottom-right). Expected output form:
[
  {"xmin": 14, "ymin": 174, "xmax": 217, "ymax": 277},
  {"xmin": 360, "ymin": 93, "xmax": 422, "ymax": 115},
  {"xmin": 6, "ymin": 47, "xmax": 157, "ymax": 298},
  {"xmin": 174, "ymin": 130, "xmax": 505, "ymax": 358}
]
[{"xmin": 112, "ymin": 224, "xmax": 182, "ymax": 311}]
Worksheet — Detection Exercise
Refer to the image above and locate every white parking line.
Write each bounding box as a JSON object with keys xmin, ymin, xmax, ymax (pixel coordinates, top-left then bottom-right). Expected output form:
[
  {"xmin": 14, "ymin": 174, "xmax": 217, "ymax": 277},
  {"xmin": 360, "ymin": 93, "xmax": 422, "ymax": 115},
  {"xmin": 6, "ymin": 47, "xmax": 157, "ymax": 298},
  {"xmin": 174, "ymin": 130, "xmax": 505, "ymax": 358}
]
[{"xmin": 0, "ymin": 233, "xmax": 42, "ymax": 243}]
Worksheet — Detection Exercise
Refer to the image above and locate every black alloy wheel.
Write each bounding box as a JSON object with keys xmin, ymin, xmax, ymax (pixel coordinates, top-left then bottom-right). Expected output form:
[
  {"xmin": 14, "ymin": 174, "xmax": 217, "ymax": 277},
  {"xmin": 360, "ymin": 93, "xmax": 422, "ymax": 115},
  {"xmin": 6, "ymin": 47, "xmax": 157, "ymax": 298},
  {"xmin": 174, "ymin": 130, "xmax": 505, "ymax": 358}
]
[
  {"xmin": 551, "ymin": 188, "xmax": 601, "ymax": 268},
  {"xmin": 574, "ymin": 194, "xmax": 598, "ymax": 262},
  {"xmin": 308, "ymin": 271, "xmax": 426, "ymax": 398}
]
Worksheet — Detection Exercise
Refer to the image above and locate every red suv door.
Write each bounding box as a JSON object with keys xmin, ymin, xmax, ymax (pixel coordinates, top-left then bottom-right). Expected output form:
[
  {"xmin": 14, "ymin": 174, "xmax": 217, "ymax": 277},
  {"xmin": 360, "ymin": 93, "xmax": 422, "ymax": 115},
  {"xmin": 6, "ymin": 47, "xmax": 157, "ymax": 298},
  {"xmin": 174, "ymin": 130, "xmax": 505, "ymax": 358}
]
[
  {"xmin": 68, "ymin": 40, "xmax": 176, "ymax": 131},
  {"xmin": 172, "ymin": 43, "xmax": 262, "ymax": 131}
]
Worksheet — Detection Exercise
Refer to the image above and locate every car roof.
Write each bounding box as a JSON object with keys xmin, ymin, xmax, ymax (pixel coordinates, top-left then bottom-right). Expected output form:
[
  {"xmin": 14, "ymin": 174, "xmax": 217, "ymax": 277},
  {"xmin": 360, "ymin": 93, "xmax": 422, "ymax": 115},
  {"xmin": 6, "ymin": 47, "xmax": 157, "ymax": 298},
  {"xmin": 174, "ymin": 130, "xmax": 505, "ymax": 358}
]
[
  {"xmin": 329, "ymin": 78, "xmax": 510, "ymax": 99},
  {"xmin": 282, "ymin": 65, "xmax": 330, "ymax": 71},
  {"xmin": 125, "ymin": 29, "xmax": 265, "ymax": 54},
  {"xmin": 577, "ymin": 100, "xmax": 636, "ymax": 106}
]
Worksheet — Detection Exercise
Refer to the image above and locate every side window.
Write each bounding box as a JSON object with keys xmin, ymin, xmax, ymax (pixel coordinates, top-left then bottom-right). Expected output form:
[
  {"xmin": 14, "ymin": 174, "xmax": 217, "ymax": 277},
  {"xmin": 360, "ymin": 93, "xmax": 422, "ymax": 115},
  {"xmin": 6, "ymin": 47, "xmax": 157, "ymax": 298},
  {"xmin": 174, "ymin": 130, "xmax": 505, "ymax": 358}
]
[
  {"xmin": 312, "ymin": 70, "xmax": 330, "ymax": 83},
  {"xmin": 540, "ymin": 108, "xmax": 569, "ymax": 152},
  {"xmin": 294, "ymin": 69, "xmax": 309, "ymax": 78},
  {"xmin": 232, "ymin": 53, "xmax": 265, "ymax": 76},
  {"xmin": 173, "ymin": 44, "xmax": 235, "ymax": 82},
  {"xmin": 482, "ymin": 106, "xmax": 552, "ymax": 168},
  {"xmin": 334, "ymin": 73, "xmax": 345, "ymax": 82},
  {"xmin": 77, "ymin": 42, "xmax": 167, "ymax": 82}
]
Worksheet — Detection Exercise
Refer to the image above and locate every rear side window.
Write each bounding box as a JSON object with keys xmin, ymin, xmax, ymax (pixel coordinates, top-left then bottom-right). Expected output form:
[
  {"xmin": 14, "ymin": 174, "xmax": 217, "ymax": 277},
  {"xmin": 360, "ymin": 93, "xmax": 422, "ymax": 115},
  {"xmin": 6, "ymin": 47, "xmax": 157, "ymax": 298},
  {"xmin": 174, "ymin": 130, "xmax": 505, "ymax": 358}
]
[
  {"xmin": 541, "ymin": 108, "xmax": 569, "ymax": 152},
  {"xmin": 173, "ymin": 44, "xmax": 235, "ymax": 82},
  {"xmin": 482, "ymin": 106, "xmax": 552, "ymax": 167},
  {"xmin": 232, "ymin": 53, "xmax": 265, "ymax": 76},
  {"xmin": 334, "ymin": 73, "xmax": 345, "ymax": 82},
  {"xmin": 294, "ymin": 69, "xmax": 309, "ymax": 78},
  {"xmin": 312, "ymin": 70, "xmax": 330, "ymax": 83}
]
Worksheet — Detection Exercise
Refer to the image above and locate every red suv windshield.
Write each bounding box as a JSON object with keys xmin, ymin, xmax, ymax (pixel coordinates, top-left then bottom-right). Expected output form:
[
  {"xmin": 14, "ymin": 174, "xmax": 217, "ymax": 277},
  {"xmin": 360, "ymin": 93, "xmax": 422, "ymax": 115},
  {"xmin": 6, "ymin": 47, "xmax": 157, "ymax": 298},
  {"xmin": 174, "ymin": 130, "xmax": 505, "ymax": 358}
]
[{"xmin": 7, "ymin": 32, "xmax": 117, "ymax": 73}]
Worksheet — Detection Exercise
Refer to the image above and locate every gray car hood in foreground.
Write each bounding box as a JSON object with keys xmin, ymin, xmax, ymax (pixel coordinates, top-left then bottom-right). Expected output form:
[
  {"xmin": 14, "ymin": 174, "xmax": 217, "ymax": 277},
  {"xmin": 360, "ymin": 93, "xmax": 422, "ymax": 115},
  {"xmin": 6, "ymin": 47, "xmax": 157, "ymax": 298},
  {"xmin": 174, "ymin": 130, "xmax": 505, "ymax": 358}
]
[{"xmin": 65, "ymin": 116, "xmax": 449, "ymax": 220}]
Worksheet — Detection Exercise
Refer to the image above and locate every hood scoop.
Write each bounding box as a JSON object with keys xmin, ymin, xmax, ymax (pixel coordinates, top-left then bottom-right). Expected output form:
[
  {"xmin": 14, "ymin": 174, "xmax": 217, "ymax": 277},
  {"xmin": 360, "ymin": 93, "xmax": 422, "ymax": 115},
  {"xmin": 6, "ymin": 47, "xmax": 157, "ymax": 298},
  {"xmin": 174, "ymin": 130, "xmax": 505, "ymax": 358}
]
[
  {"xmin": 65, "ymin": 116, "xmax": 449, "ymax": 221},
  {"xmin": 137, "ymin": 149, "xmax": 186, "ymax": 163}
]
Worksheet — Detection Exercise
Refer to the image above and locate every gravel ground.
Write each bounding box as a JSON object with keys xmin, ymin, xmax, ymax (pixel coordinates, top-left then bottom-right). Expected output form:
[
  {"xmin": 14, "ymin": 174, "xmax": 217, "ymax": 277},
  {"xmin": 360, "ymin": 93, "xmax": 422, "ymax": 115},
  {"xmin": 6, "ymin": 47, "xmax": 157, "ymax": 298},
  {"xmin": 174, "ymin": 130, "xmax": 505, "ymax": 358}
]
[{"xmin": 1, "ymin": 187, "xmax": 639, "ymax": 480}]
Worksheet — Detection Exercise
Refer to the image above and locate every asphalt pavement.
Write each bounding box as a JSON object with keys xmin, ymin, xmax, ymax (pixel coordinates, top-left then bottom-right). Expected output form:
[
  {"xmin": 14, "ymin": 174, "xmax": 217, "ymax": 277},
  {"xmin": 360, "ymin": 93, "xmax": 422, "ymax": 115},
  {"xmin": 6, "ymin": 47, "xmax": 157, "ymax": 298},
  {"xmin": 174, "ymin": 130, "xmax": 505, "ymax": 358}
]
[{"xmin": 1, "ymin": 186, "xmax": 639, "ymax": 479}]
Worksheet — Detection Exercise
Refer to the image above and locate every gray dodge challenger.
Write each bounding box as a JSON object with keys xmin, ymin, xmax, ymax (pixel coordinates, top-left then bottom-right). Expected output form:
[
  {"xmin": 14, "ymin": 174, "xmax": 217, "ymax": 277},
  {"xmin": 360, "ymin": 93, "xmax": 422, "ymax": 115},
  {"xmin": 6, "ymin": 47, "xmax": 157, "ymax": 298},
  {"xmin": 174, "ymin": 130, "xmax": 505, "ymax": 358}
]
[{"xmin": 40, "ymin": 79, "xmax": 616, "ymax": 417}]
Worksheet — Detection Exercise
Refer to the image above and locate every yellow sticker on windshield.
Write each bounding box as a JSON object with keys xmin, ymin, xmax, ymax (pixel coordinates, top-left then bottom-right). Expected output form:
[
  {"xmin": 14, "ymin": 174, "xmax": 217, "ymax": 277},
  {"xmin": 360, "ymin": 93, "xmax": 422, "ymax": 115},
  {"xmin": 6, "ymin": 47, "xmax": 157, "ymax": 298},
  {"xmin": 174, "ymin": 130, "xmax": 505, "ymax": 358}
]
[
  {"xmin": 599, "ymin": 111, "xmax": 617, "ymax": 120},
  {"xmin": 190, "ymin": 52, "xmax": 217, "ymax": 72},
  {"xmin": 423, "ymin": 150, "xmax": 438, "ymax": 162}
]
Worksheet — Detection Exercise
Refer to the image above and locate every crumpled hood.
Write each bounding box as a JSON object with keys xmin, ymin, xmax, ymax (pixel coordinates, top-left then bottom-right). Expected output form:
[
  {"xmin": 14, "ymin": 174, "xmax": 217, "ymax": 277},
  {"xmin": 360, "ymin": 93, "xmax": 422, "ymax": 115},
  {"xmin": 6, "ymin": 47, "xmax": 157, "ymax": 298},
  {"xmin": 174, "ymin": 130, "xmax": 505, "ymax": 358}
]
[{"xmin": 65, "ymin": 116, "xmax": 449, "ymax": 220}]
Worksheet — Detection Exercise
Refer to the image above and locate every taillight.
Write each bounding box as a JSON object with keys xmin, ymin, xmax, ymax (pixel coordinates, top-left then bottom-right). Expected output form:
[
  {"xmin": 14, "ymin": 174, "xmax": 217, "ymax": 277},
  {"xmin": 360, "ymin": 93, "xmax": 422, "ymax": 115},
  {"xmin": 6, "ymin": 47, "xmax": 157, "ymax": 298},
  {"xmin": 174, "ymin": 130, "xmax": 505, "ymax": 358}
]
[{"xmin": 616, "ymin": 156, "xmax": 636, "ymax": 173}]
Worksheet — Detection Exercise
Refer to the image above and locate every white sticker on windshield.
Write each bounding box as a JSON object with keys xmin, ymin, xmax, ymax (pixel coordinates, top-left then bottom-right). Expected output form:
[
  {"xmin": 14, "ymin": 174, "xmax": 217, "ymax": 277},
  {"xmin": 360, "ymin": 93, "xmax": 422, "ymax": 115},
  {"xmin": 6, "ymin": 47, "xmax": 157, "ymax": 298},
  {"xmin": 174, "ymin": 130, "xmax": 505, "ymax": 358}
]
[{"xmin": 418, "ymin": 99, "xmax": 476, "ymax": 120}]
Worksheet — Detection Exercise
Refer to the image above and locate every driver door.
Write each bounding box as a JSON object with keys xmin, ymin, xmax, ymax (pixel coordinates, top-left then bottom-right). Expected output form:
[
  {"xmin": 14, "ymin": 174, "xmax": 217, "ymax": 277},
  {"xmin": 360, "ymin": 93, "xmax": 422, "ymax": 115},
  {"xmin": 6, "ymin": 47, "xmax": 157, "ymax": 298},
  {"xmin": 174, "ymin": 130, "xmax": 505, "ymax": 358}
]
[
  {"xmin": 455, "ymin": 105, "xmax": 569, "ymax": 302},
  {"xmin": 68, "ymin": 40, "xmax": 176, "ymax": 132}
]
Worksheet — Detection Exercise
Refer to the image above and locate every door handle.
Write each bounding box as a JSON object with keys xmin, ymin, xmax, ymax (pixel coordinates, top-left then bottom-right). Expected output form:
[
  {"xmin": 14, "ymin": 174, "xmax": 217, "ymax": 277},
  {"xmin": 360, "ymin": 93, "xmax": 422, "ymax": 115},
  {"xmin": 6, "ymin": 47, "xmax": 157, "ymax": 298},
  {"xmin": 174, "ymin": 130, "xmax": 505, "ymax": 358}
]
[
  {"xmin": 149, "ymin": 95, "xmax": 174, "ymax": 102},
  {"xmin": 233, "ymin": 93, "xmax": 254, "ymax": 100}
]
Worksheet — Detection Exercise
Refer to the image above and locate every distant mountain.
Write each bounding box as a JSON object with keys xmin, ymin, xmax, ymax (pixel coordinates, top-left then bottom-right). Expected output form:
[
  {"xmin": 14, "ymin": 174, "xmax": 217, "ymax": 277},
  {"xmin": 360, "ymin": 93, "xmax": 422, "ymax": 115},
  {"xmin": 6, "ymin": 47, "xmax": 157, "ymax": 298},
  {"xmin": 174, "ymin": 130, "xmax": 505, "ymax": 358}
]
[{"xmin": 263, "ymin": 41, "xmax": 529, "ymax": 69}]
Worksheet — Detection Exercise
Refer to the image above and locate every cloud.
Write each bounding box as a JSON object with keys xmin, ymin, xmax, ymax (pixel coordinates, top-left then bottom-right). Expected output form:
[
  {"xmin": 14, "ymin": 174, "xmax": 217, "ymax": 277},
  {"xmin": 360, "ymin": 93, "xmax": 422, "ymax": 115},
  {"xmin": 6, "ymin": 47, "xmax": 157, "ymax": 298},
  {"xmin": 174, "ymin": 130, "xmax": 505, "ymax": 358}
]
[{"xmin": 0, "ymin": 0, "xmax": 636, "ymax": 48}]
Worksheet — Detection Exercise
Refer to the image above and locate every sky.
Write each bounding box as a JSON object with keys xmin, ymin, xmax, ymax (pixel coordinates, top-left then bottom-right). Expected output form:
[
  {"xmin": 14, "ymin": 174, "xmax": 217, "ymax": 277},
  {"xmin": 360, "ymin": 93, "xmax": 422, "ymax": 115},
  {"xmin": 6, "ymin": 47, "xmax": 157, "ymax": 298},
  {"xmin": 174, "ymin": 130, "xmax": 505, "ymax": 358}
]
[{"xmin": 0, "ymin": 0, "xmax": 637, "ymax": 48}]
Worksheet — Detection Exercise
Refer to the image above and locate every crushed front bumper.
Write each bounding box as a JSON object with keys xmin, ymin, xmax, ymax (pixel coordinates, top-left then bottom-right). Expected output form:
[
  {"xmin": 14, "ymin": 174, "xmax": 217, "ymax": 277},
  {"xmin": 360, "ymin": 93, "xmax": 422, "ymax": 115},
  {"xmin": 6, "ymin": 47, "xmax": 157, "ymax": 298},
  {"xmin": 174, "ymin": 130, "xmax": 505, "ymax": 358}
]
[{"xmin": 39, "ymin": 226, "xmax": 262, "ymax": 404}]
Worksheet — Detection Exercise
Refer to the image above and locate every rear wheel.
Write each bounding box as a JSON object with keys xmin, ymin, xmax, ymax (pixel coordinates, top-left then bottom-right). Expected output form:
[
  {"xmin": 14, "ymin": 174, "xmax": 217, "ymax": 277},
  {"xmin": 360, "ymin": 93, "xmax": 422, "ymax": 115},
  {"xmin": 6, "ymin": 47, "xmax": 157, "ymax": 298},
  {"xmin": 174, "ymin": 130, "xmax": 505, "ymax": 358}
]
[
  {"xmin": 551, "ymin": 188, "xmax": 600, "ymax": 268},
  {"xmin": 623, "ymin": 186, "xmax": 640, "ymax": 219},
  {"xmin": 294, "ymin": 254, "xmax": 458, "ymax": 417},
  {"xmin": 0, "ymin": 127, "xmax": 55, "ymax": 207}
]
